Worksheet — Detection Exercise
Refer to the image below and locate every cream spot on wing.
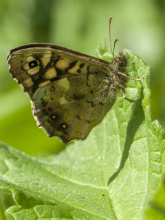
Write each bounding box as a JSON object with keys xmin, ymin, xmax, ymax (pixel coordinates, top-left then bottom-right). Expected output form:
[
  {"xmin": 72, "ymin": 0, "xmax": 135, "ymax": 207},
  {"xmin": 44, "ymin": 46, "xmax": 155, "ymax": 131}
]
[
  {"xmin": 23, "ymin": 78, "xmax": 34, "ymax": 87},
  {"xmin": 28, "ymin": 66, "xmax": 40, "ymax": 75},
  {"xmin": 41, "ymin": 51, "xmax": 52, "ymax": 67},
  {"xmin": 44, "ymin": 68, "xmax": 57, "ymax": 79},
  {"xmin": 39, "ymin": 80, "xmax": 50, "ymax": 87},
  {"xmin": 27, "ymin": 56, "xmax": 36, "ymax": 63},
  {"xmin": 23, "ymin": 64, "xmax": 29, "ymax": 71},
  {"xmin": 68, "ymin": 61, "xmax": 87, "ymax": 74},
  {"xmin": 57, "ymin": 78, "xmax": 70, "ymax": 90},
  {"xmin": 59, "ymin": 97, "xmax": 68, "ymax": 104},
  {"xmin": 56, "ymin": 59, "xmax": 69, "ymax": 70},
  {"xmin": 23, "ymin": 56, "xmax": 40, "ymax": 75}
]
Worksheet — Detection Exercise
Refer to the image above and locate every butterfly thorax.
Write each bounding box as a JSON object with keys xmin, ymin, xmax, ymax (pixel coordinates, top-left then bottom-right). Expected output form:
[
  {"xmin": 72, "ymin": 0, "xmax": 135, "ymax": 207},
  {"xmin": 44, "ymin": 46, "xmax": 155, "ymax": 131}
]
[{"xmin": 107, "ymin": 52, "xmax": 128, "ymax": 93}]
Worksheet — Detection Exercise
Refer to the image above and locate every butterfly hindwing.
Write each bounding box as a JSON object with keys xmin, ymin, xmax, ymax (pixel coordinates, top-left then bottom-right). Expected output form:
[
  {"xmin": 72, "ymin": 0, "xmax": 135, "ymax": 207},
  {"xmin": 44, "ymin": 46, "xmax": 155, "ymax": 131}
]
[{"xmin": 32, "ymin": 71, "xmax": 116, "ymax": 143}]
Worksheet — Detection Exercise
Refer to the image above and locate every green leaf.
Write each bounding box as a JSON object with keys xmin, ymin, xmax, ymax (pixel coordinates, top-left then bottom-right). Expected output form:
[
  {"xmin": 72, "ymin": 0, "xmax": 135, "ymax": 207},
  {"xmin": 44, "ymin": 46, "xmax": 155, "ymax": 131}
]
[
  {"xmin": 0, "ymin": 49, "xmax": 165, "ymax": 219},
  {"xmin": 96, "ymin": 39, "xmax": 114, "ymax": 62},
  {"xmin": 145, "ymin": 176, "xmax": 165, "ymax": 220}
]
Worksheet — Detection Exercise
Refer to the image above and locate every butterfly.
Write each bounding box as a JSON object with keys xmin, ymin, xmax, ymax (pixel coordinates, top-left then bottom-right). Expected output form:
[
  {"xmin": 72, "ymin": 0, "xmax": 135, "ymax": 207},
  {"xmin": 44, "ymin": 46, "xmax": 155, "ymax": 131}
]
[{"xmin": 7, "ymin": 19, "xmax": 129, "ymax": 143}]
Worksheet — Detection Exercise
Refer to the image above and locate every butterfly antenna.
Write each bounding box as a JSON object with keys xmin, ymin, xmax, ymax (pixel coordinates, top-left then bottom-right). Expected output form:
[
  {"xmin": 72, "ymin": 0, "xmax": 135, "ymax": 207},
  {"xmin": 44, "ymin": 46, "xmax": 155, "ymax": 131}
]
[
  {"xmin": 109, "ymin": 17, "xmax": 113, "ymax": 57},
  {"xmin": 113, "ymin": 38, "xmax": 120, "ymax": 57},
  {"xmin": 109, "ymin": 17, "xmax": 120, "ymax": 58}
]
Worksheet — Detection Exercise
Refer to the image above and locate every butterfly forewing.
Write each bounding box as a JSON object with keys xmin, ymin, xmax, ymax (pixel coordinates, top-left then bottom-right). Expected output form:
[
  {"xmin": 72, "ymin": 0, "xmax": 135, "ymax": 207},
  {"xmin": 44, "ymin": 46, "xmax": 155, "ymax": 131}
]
[
  {"xmin": 8, "ymin": 44, "xmax": 110, "ymax": 95},
  {"xmin": 7, "ymin": 43, "xmax": 128, "ymax": 143}
]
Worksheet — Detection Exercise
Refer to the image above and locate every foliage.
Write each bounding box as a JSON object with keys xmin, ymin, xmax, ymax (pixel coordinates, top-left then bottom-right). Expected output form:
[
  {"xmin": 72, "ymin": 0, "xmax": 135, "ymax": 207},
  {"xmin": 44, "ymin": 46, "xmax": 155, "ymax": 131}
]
[{"xmin": 1, "ymin": 48, "xmax": 165, "ymax": 219}]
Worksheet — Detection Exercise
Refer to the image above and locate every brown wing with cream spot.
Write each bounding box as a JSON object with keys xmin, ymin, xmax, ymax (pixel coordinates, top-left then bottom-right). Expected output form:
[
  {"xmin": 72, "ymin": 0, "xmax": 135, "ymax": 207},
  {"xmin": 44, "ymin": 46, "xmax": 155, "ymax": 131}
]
[
  {"xmin": 7, "ymin": 43, "xmax": 110, "ymax": 98},
  {"xmin": 7, "ymin": 43, "xmax": 115, "ymax": 143}
]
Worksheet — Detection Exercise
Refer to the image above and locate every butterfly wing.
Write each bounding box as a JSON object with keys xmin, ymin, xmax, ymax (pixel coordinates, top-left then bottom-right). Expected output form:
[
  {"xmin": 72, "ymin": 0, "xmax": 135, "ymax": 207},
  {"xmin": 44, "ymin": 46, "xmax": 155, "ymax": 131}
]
[{"xmin": 8, "ymin": 43, "xmax": 116, "ymax": 143}]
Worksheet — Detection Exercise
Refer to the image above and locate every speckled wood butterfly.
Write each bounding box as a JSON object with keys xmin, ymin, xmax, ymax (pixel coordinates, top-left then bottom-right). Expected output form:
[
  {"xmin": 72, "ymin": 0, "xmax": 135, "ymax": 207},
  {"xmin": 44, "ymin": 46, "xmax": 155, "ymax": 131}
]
[{"xmin": 7, "ymin": 18, "xmax": 129, "ymax": 143}]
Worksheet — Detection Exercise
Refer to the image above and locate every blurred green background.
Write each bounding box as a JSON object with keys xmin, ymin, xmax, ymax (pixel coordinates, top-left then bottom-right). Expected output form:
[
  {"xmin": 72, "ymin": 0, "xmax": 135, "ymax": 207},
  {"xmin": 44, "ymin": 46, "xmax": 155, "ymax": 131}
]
[{"xmin": 0, "ymin": 0, "xmax": 165, "ymax": 156}]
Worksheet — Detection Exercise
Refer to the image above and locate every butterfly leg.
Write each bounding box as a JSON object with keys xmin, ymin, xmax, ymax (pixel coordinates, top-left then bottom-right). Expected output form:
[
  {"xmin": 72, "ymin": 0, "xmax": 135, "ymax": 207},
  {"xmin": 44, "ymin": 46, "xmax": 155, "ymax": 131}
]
[{"xmin": 122, "ymin": 89, "xmax": 141, "ymax": 105}]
